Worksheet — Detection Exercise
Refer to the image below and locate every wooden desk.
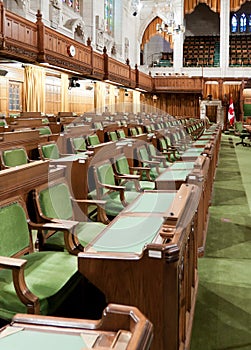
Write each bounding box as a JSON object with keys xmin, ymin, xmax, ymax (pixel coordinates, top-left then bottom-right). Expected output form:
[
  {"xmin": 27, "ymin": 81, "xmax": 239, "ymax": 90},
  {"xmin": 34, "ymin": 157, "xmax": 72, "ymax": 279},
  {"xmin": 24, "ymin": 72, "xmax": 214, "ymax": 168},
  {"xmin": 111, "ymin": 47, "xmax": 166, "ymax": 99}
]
[
  {"xmin": 0, "ymin": 304, "xmax": 153, "ymax": 350},
  {"xmin": 0, "ymin": 160, "xmax": 64, "ymax": 203},
  {"xmin": 78, "ymin": 184, "xmax": 200, "ymax": 350},
  {"xmin": 156, "ymin": 155, "xmax": 211, "ymax": 255}
]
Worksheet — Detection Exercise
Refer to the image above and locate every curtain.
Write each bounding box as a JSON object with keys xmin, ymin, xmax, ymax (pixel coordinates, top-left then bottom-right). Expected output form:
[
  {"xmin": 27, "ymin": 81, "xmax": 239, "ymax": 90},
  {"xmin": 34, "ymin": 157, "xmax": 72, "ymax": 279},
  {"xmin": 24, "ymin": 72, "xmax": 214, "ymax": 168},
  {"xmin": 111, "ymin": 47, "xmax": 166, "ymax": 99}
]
[
  {"xmin": 204, "ymin": 82, "xmax": 219, "ymax": 100},
  {"xmin": 184, "ymin": 0, "xmax": 221, "ymax": 14},
  {"xmin": 230, "ymin": 0, "xmax": 249, "ymax": 12},
  {"xmin": 222, "ymin": 83, "xmax": 241, "ymax": 103},
  {"xmin": 94, "ymin": 81, "xmax": 106, "ymax": 113},
  {"xmin": 23, "ymin": 65, "xmax": 45, "ymax": 112},
  {"xmin": 141, "ymin": 17, "xmax": 173, "ymax": 50},
  {"xmin": 61, "ymin": 73, "xmax": 69, "ymax": 112}
]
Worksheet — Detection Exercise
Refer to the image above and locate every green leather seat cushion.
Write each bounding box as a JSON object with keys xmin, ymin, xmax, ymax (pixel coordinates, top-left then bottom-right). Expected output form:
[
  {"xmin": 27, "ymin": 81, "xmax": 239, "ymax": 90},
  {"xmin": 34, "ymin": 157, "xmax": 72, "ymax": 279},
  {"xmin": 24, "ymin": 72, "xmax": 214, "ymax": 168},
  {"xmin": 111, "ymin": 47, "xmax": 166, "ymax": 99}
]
[
  {"xmin": 0, "ymin": 251, "xmax": 80, "ymax": 320},
  {"xmin": 3, "ymin": 149, "xmax": 28, "ymax": 167}
]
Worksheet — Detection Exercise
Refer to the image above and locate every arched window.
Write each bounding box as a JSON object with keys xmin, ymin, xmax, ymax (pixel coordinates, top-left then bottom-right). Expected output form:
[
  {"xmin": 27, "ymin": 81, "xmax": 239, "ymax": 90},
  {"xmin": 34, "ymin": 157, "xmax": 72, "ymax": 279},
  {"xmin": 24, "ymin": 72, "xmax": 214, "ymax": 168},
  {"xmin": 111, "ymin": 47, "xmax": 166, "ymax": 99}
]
[
  {"xmin": 104, "ymin": 0, "xmax": 114, "ymax": 36},
  {"xmin": 231, "ymin": 14, "xmax": 238, "ymax": 33},
  {"xmin": 230, "ymin": 8, "xmax": 251, "ymax": 34},
  {"xmin": 240, "ymin": 13, "xmax": 247, "ymax": 32},
  {"xmin": 62, "ymin": 0, "xmax": 80, "ymax": 12}
]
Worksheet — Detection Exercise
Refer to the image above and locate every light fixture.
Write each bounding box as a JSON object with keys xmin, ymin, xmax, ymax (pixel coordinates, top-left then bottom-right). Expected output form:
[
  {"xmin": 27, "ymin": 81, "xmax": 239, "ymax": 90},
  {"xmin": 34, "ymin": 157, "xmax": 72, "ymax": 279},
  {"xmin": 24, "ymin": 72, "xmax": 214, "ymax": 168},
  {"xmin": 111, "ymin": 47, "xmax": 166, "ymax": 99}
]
[{"xmin": 156, "ymin": 1, "xmax": 185, "ymax": 35}]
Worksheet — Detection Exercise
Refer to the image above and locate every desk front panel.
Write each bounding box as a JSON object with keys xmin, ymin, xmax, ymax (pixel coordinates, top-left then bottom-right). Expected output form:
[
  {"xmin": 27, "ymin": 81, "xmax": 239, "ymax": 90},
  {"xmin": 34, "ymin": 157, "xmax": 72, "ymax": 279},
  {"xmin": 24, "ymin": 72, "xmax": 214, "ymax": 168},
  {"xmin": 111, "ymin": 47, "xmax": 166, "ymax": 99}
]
[
  {"xmin": 79, "ymin": 185, "xmax": 200, "ymax": 350},
  {"xmin": 155, "ymin": 169, "xmax": 191, "ymax": 190}
]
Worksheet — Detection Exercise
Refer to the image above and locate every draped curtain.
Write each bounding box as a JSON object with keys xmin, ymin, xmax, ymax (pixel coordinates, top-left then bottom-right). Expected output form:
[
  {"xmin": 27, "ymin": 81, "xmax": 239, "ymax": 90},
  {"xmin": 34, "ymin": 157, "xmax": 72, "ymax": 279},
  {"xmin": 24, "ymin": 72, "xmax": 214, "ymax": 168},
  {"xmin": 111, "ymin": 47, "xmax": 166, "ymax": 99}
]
[
  {"xmin": 230, "ymin": 0, "xmax": 249, "ymax": 12},
  {"xmin": 23, "ymin": 65, "xmax": 45, "ymax": 112},
  {"xmin": 184, "ymin": 0, "xmax": 249, "ymax": 14},
  {"xmin": 61, "ymin": 73, "xmax": 69, "ymax": 112},
  {"xmin": 204, "ymin": 82, "xmax": 219, "ymax": 100},
  {"xmin": 108, "ymin": 84, "xmax": 116, "ymax": 113},
  {"xmin": 141, "ymin": 17, "xmax": 173, "ymax": 50},
  {"xmin": 94, "ymin": 81, "xmax": 106, "ymax": 113},
  {"xmin": 222, "ymin": 83, "xmax": 241, "ymax": 103},
  {"xmin": 184, "ymin": 0, "xmax": 221, "ymax": 14}
]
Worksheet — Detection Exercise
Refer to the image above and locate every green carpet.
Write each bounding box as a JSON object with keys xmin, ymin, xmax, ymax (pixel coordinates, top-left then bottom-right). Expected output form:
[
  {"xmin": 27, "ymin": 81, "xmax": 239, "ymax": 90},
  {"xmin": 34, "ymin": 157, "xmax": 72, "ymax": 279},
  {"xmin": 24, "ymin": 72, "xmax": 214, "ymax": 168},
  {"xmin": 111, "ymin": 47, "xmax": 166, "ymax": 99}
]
[{"xmin": 191, "ymin": 134, "xmax": 251, "ymax": 350}]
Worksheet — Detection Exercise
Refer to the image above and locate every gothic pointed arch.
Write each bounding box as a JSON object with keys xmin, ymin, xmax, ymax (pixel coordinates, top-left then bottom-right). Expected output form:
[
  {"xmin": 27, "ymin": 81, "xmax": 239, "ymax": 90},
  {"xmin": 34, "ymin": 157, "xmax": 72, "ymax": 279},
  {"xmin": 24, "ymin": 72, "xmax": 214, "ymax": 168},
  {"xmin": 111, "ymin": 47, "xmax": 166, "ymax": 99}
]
[{"xmin": 140, "ymin": 17, "xmax": 173, "ymax": 51}]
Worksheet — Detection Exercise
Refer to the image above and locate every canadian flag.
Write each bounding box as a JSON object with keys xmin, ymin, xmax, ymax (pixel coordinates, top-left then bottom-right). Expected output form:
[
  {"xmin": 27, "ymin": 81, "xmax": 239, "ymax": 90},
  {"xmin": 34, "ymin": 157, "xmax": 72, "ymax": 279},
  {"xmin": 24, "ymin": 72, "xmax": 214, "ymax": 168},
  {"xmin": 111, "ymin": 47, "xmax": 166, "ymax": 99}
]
[{"xmin": 228, "ymin": 97, "xmax": 235, "ymax": 126}]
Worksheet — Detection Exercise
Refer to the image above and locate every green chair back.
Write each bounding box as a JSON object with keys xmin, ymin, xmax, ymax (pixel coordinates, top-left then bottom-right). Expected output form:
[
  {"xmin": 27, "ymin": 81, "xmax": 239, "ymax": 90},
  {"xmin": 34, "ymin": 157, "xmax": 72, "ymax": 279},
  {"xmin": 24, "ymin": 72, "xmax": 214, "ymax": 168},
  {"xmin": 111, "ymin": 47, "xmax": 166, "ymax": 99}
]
[
  {"xmin": 115, "ymin": 155, "xmax": 130, "ymax": 175},
  {"xmin": 72, "ymin": 137, "xmax": 87, "ymax": 152},
  {"xmin": 88, "ymin": 134, "xmax": 100, "ymax": 146},
  {"xmin": 41, "ymin": 143, "xmax": 60, "ymax": 159},
  {"xmin": 96, "ymin": 162, "xmax": 116, "ymax": 196},
  {"xmin": 117, "ymin": 129, "xmax": 126, "ymax": 139},
  {"xmin": 39, "ymin": 126, "xmax": 52, "ymax": 135},
  {"xmin": 2, "ymin": 148, "xmax": 28, "ymax": 167},
  {"xmin": 0, "ymin": 201, "xmax": 30, "ymax": 257},
  {"xmin": 108, "ymin": 131, "xmax": 118, "ymax": 141},
  {"xmin": 137, "ymin": 126, "xmax": 143, "ymax": 134},
  {"xmin": 39, "ymin": 183, "xmax": 73, "ymax": 220},
  {"xmin": 130, "ymin": 127, "xmax": 137, "ymax": 136},
  {"xmin": 147, "ymin": 143, "xmax": 157, "ymax": 157},
  {"xmin": 139, "ymin": 146, "xmax": 150, "ymax": 163}
]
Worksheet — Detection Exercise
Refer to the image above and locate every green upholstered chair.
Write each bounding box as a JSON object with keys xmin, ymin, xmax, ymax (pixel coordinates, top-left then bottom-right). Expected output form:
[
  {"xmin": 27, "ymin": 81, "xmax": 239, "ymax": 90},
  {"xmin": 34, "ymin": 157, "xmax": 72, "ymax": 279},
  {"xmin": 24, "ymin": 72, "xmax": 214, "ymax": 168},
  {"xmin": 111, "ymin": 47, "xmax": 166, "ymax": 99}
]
[
  {"xmin": 70, "ymin": 136, "xmax": 88, "ymax": 153},
  {"xmin": 0, "ymin": 147, "xmax": 30, "ymax": 169},
  {"xmin": 0, "ymin": 196, "xmax": 82, "ymax": 321},
  {"xmin": 87, "ymin": 134, "xmax": 100, "ymax": 146},
  {"xmin": 33, "ymin": 180, "xmax": 106, "ymax": 250},
  {"xmin": 91, "ymin": 159, "xmax": 140, "ymax": 221},
  {"xmin": 38, "ymin": 141, "xmax": 61, "ymax": 160},
  {"xmin": 161, "ymin": 135, "xmax": 182, "ymax": 161},
  {"xmin": 38, "ymin": 126, "xmax": 52, "ymax": 136},
  {"xmin": 113, "ymin": 154, "xmax": 155, "ymax": 190},
  {"xmin": 146, "ymin": 143, "xmax": 172, "ymax": 168},
  {"xmin": 157, "ymin": 137, "xmax": 180, "ymax": 162},
  {"xmin": 117, "ymin": 129, "xmax": 126, "ymax": 139},
  {"xmin": 234, "ymin": 121, "xmax": 250, "ymax": 146},
  {"xmin": 129, "ymin": 127, "xmax": 138, "ymax": 136},
  {"xmin": 136, "ymin": 145, "xmax": 166, "ymax": 180},
  {"xmin": 107, "ymin": 131, "xmax": 118, "ymax": 141}
]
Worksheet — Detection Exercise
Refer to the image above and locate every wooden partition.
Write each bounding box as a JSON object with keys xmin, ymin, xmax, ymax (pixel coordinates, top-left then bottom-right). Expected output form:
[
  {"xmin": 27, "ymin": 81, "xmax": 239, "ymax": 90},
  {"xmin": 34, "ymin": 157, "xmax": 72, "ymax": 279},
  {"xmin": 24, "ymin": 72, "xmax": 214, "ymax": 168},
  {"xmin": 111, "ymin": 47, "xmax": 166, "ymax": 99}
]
[
  {"xmin": 78, "ymin": 184, "xmax": 200, "ymax": 350},
  {"xmin": 2, "ymin": 304, "xmax": 153, "ymax": 350}
]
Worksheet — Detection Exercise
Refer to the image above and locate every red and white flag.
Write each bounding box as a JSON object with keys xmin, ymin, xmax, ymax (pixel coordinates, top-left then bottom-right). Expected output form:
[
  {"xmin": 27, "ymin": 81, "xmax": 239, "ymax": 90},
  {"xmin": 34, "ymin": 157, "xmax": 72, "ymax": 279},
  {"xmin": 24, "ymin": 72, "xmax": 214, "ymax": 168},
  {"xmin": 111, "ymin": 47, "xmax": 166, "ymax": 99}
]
[{"xmin": 228, "ymin": 98, "xmax": 235, "ymax": 126}]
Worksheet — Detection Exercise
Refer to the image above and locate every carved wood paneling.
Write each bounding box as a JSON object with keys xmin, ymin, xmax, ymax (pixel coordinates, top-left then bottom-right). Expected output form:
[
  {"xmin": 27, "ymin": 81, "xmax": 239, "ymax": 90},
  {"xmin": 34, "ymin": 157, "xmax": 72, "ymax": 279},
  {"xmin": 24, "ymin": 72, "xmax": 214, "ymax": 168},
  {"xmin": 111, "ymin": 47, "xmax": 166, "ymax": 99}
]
[{"xmin": 154, "ymin": 77, "xmax": 203, "ymax": 93}]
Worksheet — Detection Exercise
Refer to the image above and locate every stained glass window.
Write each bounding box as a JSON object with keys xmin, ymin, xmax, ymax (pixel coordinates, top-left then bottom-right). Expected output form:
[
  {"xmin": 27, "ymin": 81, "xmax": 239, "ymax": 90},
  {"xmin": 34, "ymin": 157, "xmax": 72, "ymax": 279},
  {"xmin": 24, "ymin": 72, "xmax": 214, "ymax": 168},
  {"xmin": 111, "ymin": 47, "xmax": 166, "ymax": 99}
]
[
  {"xmin": 240, "ymin": 13, "xmax": 247, "ymax": 32},
  {"xmin": 231, "ymin": 14, "xmax": 238, "ymax": 33},
  {"xmin": 104, "ymin": 0, "xmax": 114, "ymax": 36},
  {"xmin": 230, "ymin": 11, "xmax": 251, "ymax": 33}
]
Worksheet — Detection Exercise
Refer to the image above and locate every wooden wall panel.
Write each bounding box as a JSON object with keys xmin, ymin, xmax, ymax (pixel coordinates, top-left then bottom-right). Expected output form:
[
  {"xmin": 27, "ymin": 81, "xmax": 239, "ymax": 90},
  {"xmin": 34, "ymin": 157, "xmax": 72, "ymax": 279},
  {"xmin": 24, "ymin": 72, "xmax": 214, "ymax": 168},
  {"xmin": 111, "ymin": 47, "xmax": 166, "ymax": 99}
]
[{"xmin": 0, "ymin": 77, "xmax": 8, "ymax": 115}]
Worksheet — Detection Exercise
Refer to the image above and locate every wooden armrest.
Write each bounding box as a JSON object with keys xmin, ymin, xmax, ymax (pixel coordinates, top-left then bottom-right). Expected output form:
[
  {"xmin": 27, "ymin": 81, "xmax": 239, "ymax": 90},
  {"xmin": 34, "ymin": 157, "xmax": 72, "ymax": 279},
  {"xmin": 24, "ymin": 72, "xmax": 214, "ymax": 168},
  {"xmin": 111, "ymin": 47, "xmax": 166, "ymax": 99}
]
[
  {"xmin": 116, "ymin": 173, "xmax": 140, "ymax": 180},
  {"xmin": 101, "ymin": 183, "xmax": 126, "ymax": 191},
  {"xmin": 0, "ymin": 256, "xmax": 26, "ymax": 269},
  {"xmin": 141, "ymin": 159, "xmax": 160, "ymax": 166},
  {"xmin": 0, "ymin": 256, "xmax": 39, "ymax": 312},
  {"xmin": 29, "ymin": 220, "xmax": 78, "ymax": 231},
  {"xmin": 71, "ymin": 198, "xmax": 106, "ymax": 206}
]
